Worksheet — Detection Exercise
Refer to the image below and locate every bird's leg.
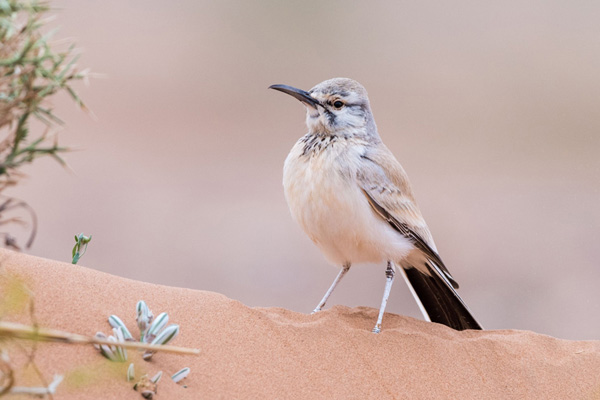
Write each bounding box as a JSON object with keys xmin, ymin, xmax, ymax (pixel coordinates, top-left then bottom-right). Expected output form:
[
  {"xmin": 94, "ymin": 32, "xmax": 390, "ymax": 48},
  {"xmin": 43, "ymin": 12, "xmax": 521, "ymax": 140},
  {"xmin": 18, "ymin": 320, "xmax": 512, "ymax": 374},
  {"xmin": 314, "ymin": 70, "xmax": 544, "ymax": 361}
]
[
  {"xmin": 372, "ymin": 261, "xmax": 396, "ymax": 333},
  {"xmin": 312, "ymin": 263, "xmax": 350, "ymax": 314}
]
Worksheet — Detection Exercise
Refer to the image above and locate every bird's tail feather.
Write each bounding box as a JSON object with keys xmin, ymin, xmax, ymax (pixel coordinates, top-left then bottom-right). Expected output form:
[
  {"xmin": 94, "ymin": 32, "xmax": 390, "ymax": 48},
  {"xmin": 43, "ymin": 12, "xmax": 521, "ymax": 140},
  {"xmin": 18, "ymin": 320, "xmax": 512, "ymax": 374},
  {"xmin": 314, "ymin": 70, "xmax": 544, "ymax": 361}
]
[{"xmin": 400, "ymin": 262, "xmax": 482, "ymax": 330}]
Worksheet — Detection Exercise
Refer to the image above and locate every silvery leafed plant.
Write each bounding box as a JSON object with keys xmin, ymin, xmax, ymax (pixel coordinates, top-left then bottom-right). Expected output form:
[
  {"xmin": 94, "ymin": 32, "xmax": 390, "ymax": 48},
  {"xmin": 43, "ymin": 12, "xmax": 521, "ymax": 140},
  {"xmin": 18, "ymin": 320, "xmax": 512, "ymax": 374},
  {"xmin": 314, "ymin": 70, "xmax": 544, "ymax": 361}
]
[{"xmin": 94, "ymin": 300, "xmax": 190, "ymax": 394}]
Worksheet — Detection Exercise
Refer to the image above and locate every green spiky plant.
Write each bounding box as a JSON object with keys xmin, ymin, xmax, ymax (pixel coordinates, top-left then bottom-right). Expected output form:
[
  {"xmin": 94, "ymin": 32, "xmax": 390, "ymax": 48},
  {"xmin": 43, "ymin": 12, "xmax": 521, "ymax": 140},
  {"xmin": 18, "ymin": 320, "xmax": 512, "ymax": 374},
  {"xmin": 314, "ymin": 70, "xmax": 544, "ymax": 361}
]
[
  {"xmin": 0, "ymin": 0, "xmax": 86, "ymax": 396},
  {"xmin": 0, "ymin": 0, "xmax": 87, "ymax": 250}
]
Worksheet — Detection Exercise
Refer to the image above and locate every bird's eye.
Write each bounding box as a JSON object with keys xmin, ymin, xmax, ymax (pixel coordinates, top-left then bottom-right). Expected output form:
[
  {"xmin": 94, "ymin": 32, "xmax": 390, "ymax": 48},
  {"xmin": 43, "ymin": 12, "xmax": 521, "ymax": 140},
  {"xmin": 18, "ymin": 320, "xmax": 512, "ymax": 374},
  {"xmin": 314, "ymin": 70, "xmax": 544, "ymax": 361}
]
[{"xmin": 333, "ymin": 100, "xmax": 344, "ymax": 109}]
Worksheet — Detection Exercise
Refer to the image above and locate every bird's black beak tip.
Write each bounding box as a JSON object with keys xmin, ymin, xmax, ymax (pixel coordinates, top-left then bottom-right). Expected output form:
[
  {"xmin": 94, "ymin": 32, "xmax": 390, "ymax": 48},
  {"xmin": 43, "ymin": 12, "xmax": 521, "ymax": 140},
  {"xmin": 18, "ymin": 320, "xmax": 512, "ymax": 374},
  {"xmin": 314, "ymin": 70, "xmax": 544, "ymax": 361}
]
[{"xmin": 268, "ymin": 84, "xmax": 319, "ymax": 109}]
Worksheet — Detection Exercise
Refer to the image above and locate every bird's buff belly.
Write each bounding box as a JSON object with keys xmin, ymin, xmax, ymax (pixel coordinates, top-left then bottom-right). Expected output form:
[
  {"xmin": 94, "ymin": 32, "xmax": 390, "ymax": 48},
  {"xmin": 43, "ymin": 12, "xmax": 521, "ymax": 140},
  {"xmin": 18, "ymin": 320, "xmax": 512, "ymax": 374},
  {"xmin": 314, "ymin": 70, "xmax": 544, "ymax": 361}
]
[{"xmin": 283, "ymin": 159, "xmax": 413, "ymax": 266}]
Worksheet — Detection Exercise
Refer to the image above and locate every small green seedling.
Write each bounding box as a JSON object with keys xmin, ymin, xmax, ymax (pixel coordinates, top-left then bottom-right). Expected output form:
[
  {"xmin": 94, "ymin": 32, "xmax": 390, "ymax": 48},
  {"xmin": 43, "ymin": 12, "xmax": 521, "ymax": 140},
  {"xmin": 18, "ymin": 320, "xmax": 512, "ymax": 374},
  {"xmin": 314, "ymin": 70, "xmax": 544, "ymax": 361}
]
[{"xmin": 72, "ymin": 233, "xmax": 92, "ymax": 264}]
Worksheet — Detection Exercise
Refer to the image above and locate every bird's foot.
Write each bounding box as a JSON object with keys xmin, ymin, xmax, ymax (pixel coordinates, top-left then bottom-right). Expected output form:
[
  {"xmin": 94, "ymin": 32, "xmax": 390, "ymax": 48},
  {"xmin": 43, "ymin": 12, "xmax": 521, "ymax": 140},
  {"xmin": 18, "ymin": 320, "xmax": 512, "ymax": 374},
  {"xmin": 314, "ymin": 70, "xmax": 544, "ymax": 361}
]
[
  {"xmin": 372, "ymin": 325, "xmax": 381, "ymax": 334},
  {"xmin": 311, "ymin": 307, "xmax": 322, "ymax": 315}
]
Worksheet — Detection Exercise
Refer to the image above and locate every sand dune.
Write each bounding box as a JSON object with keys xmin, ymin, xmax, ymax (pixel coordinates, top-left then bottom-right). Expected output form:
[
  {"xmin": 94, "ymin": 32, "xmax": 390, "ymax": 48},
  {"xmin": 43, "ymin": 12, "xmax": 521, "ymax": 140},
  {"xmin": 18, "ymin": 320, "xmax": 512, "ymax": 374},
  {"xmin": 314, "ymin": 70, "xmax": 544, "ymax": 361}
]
[{"xmin": 0, "ymin": 249, "xmax": 598, "ymax": 399}]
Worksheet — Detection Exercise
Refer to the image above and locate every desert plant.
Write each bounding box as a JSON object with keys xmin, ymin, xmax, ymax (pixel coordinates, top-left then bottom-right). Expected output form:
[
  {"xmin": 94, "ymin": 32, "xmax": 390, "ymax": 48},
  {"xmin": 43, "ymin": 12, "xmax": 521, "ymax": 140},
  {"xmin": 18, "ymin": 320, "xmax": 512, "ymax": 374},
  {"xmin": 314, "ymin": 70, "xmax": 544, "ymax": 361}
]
[
  {"xmin": 1, "ymin": 0, "xmax": 87, "ymax": 391},
  {"xmin": 97, "ymin": 301, "xmax": 182, "ymax": 362},
  {"xmin": 96, "ymin": 301, "xmax": 191, "ymax": 398},
  {"xmin": 0, "ymin": 0, "xmax": 88, "ymax": 249},
  {"xmin": 71, "ymin": 232, "xmax": 91, "ymax": 264}
]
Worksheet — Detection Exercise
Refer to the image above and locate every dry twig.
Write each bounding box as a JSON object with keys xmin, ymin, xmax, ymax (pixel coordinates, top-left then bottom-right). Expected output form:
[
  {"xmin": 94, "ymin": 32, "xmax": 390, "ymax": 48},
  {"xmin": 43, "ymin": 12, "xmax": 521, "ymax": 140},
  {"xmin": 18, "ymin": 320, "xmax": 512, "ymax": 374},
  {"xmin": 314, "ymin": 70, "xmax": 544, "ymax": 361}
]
[{"xmin": 0, "ymin": 321, "xmax": 200, "ymax": 356}]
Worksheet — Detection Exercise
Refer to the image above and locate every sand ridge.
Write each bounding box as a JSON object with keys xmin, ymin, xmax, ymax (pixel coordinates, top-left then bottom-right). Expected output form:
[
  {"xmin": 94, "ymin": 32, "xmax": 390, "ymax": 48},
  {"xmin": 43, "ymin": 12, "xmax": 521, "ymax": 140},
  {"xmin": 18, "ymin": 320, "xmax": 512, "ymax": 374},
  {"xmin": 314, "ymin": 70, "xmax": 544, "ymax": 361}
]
[{"xmin": 0, "ymin": 249, "xmax": 598, "ymax": 399}]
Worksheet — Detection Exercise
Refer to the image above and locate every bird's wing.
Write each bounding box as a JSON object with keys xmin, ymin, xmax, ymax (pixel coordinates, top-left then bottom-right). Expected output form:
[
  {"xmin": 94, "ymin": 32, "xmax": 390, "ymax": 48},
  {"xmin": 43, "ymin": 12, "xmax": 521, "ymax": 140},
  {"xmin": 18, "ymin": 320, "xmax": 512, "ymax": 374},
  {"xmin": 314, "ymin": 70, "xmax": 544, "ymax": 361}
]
[
  {"xmin": 357, "ymin": 144, "xmax": 458, "ymax": 288},
  {"xmin": 357, "ymin": 144, "xmax": 481, "ymax": 330}
]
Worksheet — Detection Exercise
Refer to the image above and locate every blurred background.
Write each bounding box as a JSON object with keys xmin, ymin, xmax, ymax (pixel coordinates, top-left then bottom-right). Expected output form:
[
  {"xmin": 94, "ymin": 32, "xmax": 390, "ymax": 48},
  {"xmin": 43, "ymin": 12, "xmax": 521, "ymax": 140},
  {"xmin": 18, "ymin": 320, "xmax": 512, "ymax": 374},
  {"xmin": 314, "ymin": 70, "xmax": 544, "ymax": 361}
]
[{"xmin": 8, "ymin": 0, "xmax": 599, "ymax": 340}]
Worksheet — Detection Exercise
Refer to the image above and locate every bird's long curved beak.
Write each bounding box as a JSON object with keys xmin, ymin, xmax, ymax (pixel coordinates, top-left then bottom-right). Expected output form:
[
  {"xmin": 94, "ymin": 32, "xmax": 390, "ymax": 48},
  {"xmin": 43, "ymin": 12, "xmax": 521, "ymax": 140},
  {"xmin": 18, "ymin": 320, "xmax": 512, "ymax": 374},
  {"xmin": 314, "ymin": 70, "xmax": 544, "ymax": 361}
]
[{"xmin": 268, "ymin": 84, "xmax": 320, "ymax": 109}]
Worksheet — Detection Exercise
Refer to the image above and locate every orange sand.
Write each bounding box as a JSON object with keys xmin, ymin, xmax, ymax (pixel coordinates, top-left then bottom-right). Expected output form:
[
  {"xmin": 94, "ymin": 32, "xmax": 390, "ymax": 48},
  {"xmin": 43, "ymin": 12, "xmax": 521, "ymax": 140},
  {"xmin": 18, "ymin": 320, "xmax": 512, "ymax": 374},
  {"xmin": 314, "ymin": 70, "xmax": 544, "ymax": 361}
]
[{"xmin": 0, "ymin": 249, "xmax": 598, "ymax": 399}]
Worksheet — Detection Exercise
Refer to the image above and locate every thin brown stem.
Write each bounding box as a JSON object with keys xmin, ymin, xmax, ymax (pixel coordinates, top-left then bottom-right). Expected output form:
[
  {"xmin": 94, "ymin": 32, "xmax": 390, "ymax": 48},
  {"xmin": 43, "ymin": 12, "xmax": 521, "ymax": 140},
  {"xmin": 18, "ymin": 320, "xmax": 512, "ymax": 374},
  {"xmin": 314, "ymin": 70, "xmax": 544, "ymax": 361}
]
[{"xmin": 0, "ymin": 322, "xmax": 200, "ymax": 356}]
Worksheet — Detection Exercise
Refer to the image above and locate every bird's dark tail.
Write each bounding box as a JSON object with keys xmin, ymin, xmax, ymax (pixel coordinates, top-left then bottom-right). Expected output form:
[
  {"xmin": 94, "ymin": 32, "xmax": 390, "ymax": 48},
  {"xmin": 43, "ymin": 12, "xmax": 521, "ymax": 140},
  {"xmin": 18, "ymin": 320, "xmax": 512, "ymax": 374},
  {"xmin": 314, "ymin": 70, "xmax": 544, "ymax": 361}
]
[
  {"xmin": 400, "ymin": 262, "xmax": 482, "ymax": 330},
  {"xmin": 361, "ymin": 190, "xmax": 481, "ymax": 330}
]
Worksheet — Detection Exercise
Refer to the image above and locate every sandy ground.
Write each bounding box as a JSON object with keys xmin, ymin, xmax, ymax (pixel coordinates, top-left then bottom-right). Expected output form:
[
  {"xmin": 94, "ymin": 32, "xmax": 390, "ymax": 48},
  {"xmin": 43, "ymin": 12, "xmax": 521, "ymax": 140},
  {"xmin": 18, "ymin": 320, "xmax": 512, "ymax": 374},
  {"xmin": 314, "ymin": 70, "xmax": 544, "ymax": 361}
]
[{"xmin": 1, "ymin": 249, "xmax": 599, "ymax": 399}]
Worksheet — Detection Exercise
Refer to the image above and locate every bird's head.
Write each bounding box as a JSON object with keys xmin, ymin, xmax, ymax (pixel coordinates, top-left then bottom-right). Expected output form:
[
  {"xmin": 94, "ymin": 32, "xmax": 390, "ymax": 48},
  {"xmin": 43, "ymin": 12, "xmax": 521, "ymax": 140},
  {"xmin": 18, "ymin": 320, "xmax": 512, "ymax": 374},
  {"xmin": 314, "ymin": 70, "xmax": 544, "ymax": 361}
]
[{"xmin": 269, "ymin": 78, "xmax": 378, "ymax": 138}]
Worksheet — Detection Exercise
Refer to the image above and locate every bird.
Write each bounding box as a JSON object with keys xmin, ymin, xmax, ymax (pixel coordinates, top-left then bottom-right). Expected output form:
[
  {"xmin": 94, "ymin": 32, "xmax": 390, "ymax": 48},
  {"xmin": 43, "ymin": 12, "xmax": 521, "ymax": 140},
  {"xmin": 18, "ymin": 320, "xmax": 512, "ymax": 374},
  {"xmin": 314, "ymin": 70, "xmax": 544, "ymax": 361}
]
[{"xmin": 269, "ymin": 78, "xmax": 482, "ymax": 333}]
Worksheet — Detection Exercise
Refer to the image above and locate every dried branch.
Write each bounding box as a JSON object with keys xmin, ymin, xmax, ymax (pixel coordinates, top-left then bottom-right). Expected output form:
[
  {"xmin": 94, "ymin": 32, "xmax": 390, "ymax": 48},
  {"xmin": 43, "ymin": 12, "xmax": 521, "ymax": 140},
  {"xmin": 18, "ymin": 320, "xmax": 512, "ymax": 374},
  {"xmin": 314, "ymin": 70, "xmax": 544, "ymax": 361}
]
[
  {"xmin": 9, "ymin": 374, "xmax": 62, "ymax": 396},
  {"xmin": 0, "ymin": 355, "xmax": 15, "ymax": 396},
  {"xmin": 0, "ymin": 321, "xmax": 200, "ymax": 356}
]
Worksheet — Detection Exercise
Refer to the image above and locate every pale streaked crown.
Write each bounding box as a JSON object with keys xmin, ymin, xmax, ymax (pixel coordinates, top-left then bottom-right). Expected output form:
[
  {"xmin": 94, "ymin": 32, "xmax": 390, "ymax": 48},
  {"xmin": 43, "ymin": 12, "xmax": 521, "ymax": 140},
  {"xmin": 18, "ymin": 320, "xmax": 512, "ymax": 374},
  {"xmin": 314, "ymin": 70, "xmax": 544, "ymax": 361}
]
[{"xmin": 306, "ymin": 78, "xmax": 379, "ymax": 139}]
